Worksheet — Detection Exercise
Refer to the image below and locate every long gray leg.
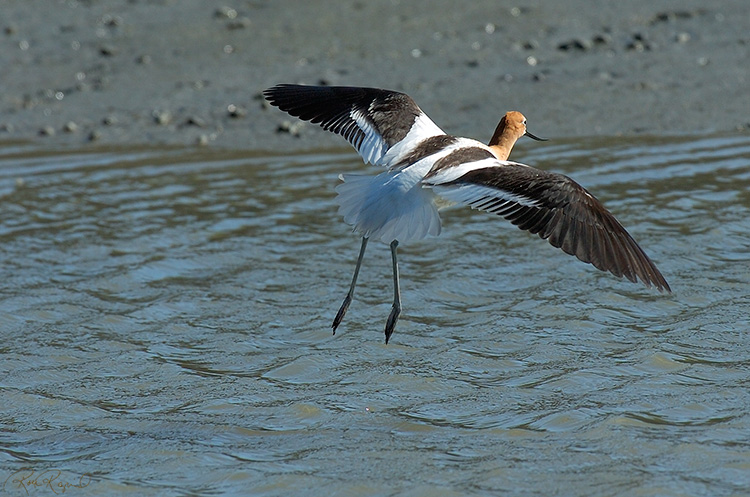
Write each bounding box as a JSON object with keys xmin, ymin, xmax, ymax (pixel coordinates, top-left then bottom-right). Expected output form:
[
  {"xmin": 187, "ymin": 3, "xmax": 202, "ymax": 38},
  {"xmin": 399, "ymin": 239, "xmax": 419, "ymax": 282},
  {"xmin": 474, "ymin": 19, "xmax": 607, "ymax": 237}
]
[
  {"xmin": 384, "ymin": 239, "xmax": 401, "ymax": 344},
  {"xmin": 332, "ymin": 236, "xmax": 368, "ymax": 334}
]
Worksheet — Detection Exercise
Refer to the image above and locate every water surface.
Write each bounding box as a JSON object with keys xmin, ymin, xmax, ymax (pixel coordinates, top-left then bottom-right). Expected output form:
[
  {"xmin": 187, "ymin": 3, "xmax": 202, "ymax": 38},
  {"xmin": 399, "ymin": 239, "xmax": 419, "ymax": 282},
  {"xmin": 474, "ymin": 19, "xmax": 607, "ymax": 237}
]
[{"xmin": 1, "ymin": 134, "xmax": 749, "ymax": 496}]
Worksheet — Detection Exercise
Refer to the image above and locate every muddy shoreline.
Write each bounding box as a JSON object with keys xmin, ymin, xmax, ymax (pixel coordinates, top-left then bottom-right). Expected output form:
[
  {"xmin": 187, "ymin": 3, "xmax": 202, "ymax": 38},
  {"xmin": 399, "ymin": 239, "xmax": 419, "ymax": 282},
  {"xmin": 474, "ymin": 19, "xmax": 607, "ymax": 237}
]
[{"xmin": 1, "ymin": 0, "xmax": 748, "ymax": 151}]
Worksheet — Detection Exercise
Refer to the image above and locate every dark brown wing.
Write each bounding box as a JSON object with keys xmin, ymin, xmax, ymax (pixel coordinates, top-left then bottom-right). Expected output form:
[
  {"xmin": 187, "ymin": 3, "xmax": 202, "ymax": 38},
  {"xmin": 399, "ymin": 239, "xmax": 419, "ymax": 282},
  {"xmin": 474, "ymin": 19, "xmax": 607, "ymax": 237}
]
[
  {"xmin": 429, "ymin": 162, "xmax": 670, "ymax": 292},
  {"xmin": 263, "ymin": 84, "xmax": 444, "ymax": 166}
]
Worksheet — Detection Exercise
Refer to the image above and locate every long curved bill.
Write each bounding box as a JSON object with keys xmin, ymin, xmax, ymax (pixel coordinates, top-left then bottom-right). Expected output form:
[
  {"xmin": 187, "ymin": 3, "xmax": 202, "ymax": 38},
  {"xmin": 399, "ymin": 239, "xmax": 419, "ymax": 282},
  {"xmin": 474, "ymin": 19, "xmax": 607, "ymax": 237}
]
[{"xmin": 525, "ymin": 130, "xmax": 547, "ymax": 141}]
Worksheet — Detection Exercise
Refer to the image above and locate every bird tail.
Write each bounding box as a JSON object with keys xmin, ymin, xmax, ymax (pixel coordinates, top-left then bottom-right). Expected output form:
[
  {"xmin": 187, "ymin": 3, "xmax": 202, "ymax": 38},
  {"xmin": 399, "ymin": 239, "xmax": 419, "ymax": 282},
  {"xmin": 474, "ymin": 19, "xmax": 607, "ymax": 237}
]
[{"xmin": 335, "ymin": 172, "xmax": 441, "ymax": 243}]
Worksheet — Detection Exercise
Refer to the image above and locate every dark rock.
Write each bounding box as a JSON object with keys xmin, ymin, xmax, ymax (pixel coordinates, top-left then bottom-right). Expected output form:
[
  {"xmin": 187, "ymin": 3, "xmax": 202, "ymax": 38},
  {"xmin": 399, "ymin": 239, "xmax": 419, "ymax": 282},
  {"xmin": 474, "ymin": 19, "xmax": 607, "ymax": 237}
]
[
  {"xmin": 99, "ymin": 44, "xmax": 118, "ymax": 57},
  {"xmin": 184, "ymin": 116, "xmax": 206, "ymax": 127},
  {"xmin": 557, "ymin": 39, "xmax": 591, "ymax": 51}
]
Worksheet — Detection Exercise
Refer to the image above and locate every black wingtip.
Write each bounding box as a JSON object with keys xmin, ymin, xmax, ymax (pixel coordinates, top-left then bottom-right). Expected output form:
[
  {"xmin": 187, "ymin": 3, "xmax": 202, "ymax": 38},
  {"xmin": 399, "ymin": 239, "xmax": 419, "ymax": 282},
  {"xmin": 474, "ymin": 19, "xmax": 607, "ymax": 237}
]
[{"xmin": 651, "ymin": 275, "xmax": 672, "ymax": 294}]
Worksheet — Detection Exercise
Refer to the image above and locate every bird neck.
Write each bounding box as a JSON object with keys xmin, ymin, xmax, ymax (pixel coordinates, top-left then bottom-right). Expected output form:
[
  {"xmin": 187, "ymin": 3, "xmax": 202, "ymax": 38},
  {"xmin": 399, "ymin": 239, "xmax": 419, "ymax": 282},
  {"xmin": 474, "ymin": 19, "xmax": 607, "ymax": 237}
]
[{"xmin": 488, "ymin": 122, "xmax": 518, "ymax": 161}]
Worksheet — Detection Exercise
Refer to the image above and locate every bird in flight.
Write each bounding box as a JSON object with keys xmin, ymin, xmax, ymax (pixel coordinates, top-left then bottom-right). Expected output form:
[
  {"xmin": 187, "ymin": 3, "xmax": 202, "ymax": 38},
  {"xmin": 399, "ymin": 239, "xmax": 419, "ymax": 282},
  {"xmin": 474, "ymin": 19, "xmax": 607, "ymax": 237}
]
[{"xmin": 263, "ymin": 84, "xmax": 670, "ymax": 344}]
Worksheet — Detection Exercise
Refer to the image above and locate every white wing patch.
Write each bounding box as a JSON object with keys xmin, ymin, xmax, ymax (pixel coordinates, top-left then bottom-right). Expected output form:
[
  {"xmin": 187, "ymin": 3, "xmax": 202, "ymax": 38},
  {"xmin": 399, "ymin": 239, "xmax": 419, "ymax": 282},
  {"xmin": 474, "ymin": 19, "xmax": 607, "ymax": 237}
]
[
  {"xmin": 350, "ymin": 109, "xmax": 389, "ymax": 165},
  {"xmin": 349, "ymin": 110, "xmax": 445, "ymax": 168},
  {"xmin": 431, "ymin": 183, "xmax": 542, "ymax": 210},
  {"xmin": 423, "ymin": 156, "xmax": 501, "ymax": 185},
  {"xmin": 380, "ymin": 113, "xmax": 445, "ymax": 168}
]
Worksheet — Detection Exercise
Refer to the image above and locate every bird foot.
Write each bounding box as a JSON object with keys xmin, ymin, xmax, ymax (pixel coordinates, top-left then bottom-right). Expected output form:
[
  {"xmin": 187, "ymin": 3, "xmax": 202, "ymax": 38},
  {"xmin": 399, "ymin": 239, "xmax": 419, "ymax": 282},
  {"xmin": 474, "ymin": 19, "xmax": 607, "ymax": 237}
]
[
  {"xmin": 384, "ymin": 303, "xmax": 401, "ymax": 344},
  {"xmin": 332, "ymin": 294, "xmax": 352, "ymax": 334}
]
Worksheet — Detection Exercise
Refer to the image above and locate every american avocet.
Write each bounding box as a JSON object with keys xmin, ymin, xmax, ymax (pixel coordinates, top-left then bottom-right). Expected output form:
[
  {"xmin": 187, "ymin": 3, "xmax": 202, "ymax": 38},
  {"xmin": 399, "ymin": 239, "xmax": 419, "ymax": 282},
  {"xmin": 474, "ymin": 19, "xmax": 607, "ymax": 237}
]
[{"xmin": 263, "ymin": 84, "xmax": 670, "ymax": 344}]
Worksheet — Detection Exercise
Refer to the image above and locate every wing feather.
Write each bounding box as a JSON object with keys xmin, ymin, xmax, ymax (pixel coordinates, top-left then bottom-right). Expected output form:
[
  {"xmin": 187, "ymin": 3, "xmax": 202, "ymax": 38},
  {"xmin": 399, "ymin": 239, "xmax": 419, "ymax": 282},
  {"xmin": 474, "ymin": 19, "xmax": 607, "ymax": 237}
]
[
  {"xmin": 428, "ymin": 162, "xmax": 670, "ymax": 291},
  {"xmin": 263, "ymin": 84, "xmax": 444, "ymax": 167}
]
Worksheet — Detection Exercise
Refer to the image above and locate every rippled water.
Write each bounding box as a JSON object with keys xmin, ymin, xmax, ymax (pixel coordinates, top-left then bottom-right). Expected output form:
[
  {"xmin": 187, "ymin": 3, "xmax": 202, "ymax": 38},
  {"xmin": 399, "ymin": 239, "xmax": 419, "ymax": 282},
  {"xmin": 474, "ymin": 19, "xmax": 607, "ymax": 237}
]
[{"xmin": 1, "ymin": 134, "xmax": 749, "ymax": 496}]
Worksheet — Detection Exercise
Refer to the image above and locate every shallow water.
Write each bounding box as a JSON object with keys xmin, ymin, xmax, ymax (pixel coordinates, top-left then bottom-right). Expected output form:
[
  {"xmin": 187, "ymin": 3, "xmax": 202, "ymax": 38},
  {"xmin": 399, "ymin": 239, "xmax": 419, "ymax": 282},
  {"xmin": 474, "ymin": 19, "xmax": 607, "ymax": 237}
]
[{"xmin": 1, "ymin": 134, "xmax": 749, "ymax": 496}]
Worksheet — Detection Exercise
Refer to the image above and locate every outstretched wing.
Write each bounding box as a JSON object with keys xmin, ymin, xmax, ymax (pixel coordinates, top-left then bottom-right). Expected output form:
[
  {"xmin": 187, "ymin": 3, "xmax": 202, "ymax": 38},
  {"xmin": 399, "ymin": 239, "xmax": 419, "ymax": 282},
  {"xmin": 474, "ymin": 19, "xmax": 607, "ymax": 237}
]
[
  {"xmin": 263, "ymin": 84, "xmax": 445, "ymax": 167},
  {"xmin": 426, "ymin": 161, "xmax": 670, "ymax": 292}
]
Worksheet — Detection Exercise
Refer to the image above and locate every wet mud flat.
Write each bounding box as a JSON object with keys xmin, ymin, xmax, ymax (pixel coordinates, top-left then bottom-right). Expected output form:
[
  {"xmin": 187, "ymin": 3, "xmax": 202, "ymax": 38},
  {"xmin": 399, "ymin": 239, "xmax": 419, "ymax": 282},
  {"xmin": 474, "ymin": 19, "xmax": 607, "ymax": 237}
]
[{"xmin": 0, "ymin": 0, "xmax": 748, "ymax": 151}]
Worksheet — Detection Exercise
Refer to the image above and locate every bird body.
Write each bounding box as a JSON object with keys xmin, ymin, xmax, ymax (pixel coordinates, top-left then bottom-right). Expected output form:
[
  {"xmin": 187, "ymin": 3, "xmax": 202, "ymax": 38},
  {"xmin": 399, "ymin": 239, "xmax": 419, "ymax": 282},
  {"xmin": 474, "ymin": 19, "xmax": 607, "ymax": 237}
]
[
  {"xmin": 263, "ymin": 84, "xmax": 670, "ymax": 343},
  {"xmin": 337, "ymin": 162, "xmax": 442, "ymax": 244}
]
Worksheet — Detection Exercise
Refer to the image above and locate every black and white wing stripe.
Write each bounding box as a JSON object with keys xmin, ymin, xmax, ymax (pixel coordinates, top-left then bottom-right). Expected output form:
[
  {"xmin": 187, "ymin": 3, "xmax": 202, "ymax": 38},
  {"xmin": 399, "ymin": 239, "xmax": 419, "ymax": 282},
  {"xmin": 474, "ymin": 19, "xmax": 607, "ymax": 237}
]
[
  {"xmin": 263, "ymin": 84, "xmax": 445, "ymax": 167},
  {"xmin": 427, "ymin": 162, "xmax": 671, "ymax": 292}
]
